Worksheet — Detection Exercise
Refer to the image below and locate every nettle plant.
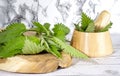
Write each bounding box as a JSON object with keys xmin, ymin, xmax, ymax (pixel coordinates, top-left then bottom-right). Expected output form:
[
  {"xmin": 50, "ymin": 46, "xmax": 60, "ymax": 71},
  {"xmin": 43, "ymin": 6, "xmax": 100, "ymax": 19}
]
[
  {"xmin": 74, "ymin": 11, "xmax": 112, "ymax": 32},
  {"xmin": 0, "ymin": 22, "xmax": 88, "ymax": 59}
]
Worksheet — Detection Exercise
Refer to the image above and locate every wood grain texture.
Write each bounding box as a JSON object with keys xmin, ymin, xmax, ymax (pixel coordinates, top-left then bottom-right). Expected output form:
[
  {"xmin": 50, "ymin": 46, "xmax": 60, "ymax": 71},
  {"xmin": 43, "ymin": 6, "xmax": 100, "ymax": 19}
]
[
  {"xmin": 0, "ymin": 34, "xmax": 120, "ymax": 76},
  {"xmin": 94, "ymin": 10, "xmax": 111, "ymax": 30},
  {"xmin": 71, "ymin": 30, "xmax": 113, "ymax": 57},
  {"xmin": 0, "ymin": 52, "xmax": 72, "ymax": 74}
]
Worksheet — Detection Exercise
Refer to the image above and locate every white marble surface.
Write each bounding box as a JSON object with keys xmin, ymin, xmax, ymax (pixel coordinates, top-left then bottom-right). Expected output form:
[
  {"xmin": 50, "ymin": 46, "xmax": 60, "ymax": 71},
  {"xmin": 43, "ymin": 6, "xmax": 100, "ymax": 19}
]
[
  {"xmin": 0, "ymin": 34, "xmax": 120, "ymax": 76},
  {"xmin": 0, "ymin": 0, "xmax": 120, "ymax": 34}
]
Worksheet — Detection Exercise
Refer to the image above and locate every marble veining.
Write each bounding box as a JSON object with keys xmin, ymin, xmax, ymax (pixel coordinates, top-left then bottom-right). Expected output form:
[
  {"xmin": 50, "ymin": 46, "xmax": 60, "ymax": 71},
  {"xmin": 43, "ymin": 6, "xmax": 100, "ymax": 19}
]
[
  {"xmin": 0, "ymin": 0, "xmax": 120, "ymax": 33},
  {"xmin": 0, "ymin": 0, "xmax": 106, "ymax": 27}
]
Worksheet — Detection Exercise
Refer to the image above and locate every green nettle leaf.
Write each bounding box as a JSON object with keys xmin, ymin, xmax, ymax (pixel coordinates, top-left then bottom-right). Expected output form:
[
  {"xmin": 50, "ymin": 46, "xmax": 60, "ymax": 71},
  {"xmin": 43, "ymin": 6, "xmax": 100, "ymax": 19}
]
[
  {"xmin": 22, "ymin": 37, "xmax": 44, "ymax": 54},
  {"xmin": 27, "ymin": 36, "xmax": 40, "ymax": 45},
  {"xmin": 0, "ymin": 22, "xmax": 88, "ymax": 59},
  {"xmin": 99, "ymin": 22, "xmax": 112, "ymax": 32},
  {"xmin": 49, "ymin": 45, "xmax": 62, "ymax": 58},
  {"xmin": 74, "ymin": 23, "xmax": 81, "ymax": 31},
  {"xmin": 0, "ymin": 23, "xmax": 26, "ymax": 58},
  {"xmin": 44, "ymin": 23, "xmax": 53, "ymax": 35},
  {"xmin": 85, "ymin": 22, "xmax": 95, "ymax": 32},
  {"xmin": 39, "ymin": 37, "xmax": 62, "ymax": 58},
  {"xmin": 81, "ymin": 12, "xmax": 93, "ymax": 31},
  {"xmin": 75, "ymin": 12, "xmax": 112, "ymax": 32},
  {"xmin": 52, "ymin": 23, "xmax": 70, "ymax": 41},
  {"xmin": 51, "ymin": 37, "xmax": 88, "ymax": 59},
  {"xmin": 0, "ymin": 36, "xmax": 25, "ymax": 58},
  {"xmin": 53, "ymin": 31, "xmax": 66, "ymax": 41},
  {"xmin": 0, "ymin": 23, "xmax": 26, "ymax": 44},
  {"xmin": 44, "ymin": 23, "xmax": 50, "ymax": 31},
  {"xmin": 47, "ymin": 39, "xmax": 60, "ymax": 49},
  {"xmin": 32, "ymin": 22, "xmax": 50, "ymax": 35}
]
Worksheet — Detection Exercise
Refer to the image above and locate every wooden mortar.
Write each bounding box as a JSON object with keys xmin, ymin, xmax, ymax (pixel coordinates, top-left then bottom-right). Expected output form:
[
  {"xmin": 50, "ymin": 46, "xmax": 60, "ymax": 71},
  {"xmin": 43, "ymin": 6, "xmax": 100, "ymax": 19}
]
[{"xmin": 71, "ymin": 30, "xmax": 113, "ymax": 57}]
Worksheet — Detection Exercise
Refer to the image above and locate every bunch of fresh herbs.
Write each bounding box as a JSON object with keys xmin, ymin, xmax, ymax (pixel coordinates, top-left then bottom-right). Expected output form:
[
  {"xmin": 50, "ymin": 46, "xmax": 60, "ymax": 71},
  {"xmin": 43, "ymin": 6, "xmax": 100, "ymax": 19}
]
[
  {"xmin": 74, "ymin": 12, "xmax": 112, "ymax": 32},
  {"xmin": 0, "ymin": 22, "xmax": 88, "ymax": 59}
]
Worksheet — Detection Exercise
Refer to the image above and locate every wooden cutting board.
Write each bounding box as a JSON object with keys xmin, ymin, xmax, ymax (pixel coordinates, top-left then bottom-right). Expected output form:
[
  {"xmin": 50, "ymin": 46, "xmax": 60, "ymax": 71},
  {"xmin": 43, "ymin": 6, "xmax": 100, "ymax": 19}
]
[{"xmin": 0, "ymin": 52, "xmax": 72, "ymax": 74}]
